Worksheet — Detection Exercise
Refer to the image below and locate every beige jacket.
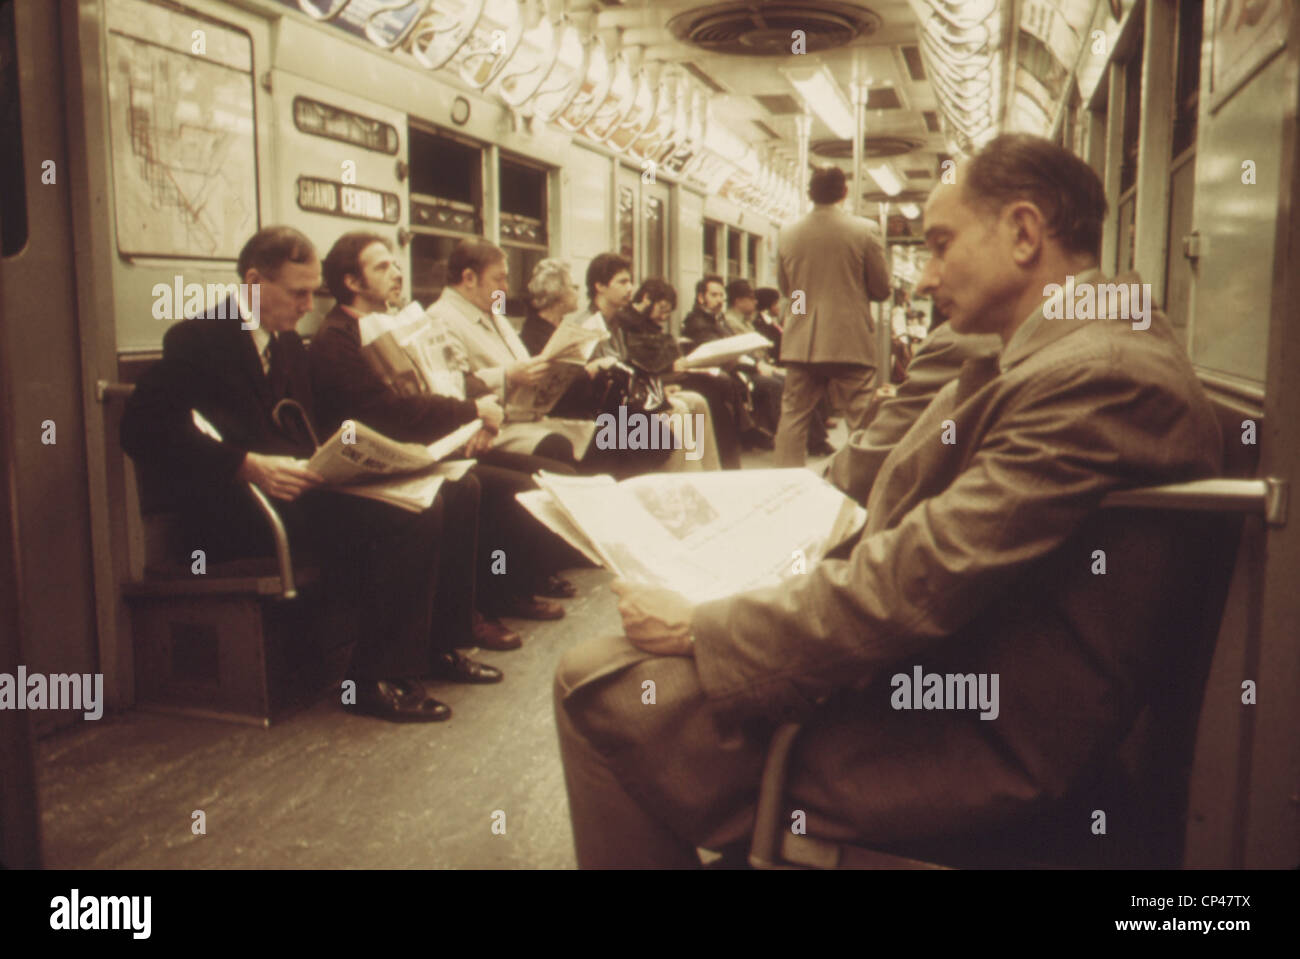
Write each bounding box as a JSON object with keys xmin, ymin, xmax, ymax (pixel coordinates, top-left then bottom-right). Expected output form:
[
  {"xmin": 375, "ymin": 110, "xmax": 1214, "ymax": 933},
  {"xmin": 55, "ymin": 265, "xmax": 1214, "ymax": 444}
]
[
  {"xmin": 688, "ymin": 274, "xmax": 1222, "ymax": 843},
  {"xmin": 777, "ymin": 205, "xmax": 891, "ymax": 365},
  {"xmin": 423, "ymin": 286, "xmax": 530, "ymax": 397}
]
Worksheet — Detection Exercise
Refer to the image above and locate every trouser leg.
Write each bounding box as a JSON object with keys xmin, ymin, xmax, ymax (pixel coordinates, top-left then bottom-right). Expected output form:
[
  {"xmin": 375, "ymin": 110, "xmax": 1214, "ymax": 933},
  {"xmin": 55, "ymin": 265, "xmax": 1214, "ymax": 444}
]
[
  {"xmin": 426, "ymin": 475, "xmax": 479, "ymax": 660},
  {"xmin": 829, "ymin": 364, "xmax": 877, "ymax": 434},
  {"xmin": 678, "ymin": 371, "xmax": 742, "ymax": 469},
  {"xmin": 807, "ymin": 396, "xmax": 830, "ymax": 450},
  {"xmin": 752, "ymin": 373, "xmax": 784, "ymax": 436},
  {"xmin": 554, "ymin": 679, "xmax": 703, "ymax": 868},
  {"xmin": 773, "ymin": 364, "xmax": 825, "ymax": 467},
  {"xmin": 290, "ymin": 490, "xmax": 445, "ymax": 682},
  {"xmin": 554, "ymin": 632, "xmax": 773, "ymax": 867}
]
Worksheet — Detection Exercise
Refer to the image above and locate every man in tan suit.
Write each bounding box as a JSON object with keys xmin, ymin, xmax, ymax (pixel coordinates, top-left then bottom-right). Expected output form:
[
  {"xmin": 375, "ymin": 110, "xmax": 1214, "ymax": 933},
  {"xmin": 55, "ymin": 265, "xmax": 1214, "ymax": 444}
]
[
  {"xmin": 553, "ymin": 134, "xmax": 1222, "ymax": 867},
  {"xmin": 425, "ymin": 239, "xmax": 584, "ymax": 461},
  {"xmin": 773, "ymin": 166, "xmax": 892, "ymax": 466}
]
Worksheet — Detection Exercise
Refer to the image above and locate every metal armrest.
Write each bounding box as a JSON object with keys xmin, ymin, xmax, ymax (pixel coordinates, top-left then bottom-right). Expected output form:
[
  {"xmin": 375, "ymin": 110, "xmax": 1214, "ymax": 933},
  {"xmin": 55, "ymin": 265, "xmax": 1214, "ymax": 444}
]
[
  {"xmin": 748, "ymin": 723, "xmax": 804, "ymax": 868},
  {"xmin": 1100, "ymin": 477, "xmax": 1286, "ymax": 525},
  {"xmin": 244, "ymin": 483, "xmax": 299, "ymax": 600}
]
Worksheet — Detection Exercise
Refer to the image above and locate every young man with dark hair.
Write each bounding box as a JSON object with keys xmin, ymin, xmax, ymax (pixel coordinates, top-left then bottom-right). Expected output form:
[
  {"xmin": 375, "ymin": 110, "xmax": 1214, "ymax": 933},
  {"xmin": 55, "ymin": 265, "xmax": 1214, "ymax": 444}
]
[
  {"xmin": 681, "ymin": 275, "xmax": 728, "ymax": 348},
  {"xmin": 555, "ymin": 134, "xmax": 1222, "ymax": 867},
  {"xmin": 582, "ymin": 255, "xmax": 721, "ymax": 472},
  {"xmin": 122, "ymin": 227, "xmax": 502, "ymax": 724},
  {"xmin": 614, "ymin": 278, "xmax": 743, "ymax": 470},
  {"xmin": 679, "ymin": 274, "xmax": 784, "ymax": 451},
  {"xmin": 309, "ymin": 232, "xmax": 576, "ymax": 635},
  {"xmin": 773, "ymin": 164, "xmax": 892, "ymax": 467}
]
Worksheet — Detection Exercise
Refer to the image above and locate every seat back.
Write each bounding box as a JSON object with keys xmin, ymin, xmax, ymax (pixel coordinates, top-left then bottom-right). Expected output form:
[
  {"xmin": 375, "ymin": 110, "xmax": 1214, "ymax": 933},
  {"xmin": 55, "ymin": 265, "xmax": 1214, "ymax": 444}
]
[{"xmin": 752, "ymin": 500, "xmax": 1246, "ymax": 869}]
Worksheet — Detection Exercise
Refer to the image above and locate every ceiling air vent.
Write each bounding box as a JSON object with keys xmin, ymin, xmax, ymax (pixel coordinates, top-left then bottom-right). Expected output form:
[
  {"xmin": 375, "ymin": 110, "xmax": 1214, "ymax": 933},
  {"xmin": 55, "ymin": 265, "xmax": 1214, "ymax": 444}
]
[
  {"xmin": 666, "ymin": 2, "xmax": 882, "ymax": 57},
  {"xmin": 811, "ymin": 134, "xmax": 925, "ymax": 160}
]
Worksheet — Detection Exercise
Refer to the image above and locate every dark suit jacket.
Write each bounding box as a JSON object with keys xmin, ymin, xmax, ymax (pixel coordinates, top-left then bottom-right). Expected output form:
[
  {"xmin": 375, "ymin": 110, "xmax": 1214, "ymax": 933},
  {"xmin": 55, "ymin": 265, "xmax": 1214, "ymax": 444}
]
[
  {"xmin": 309, "ymin": 304, "xmax": 479, "ymax": 443},
  {"xmin": 681, "ymin": 306, "xmax": 730, "ymax": 351},
  {"xmin": 521, "ymin": 309, "xmax": 558, "ymax": 358},
  {"xmin": 121, "ymin": 301, "xmax": 315, "ymax": 515}
]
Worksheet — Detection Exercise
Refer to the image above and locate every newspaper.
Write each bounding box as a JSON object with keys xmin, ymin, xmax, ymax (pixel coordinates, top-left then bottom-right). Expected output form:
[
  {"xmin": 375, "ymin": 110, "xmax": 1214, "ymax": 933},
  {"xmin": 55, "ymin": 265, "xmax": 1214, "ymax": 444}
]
[
  {"xmin": 679, "ymin": 331, "xmax": 772, "ymax": 369},
  {"xmin": 519, "ymin": 468, "xmax": 867, "ymax": 604},
  {"xmin": 191, "ymin": 409, "xmax": 480, "ymax": 513},
  {"xmin": 303, "ymin": 419, "xmax": 482, "ymax": 513},
  {"xmin": 358, "ymin": 302, "xmax": 468, "ymax": 400},
  {"xmin": 506, "ymin": 320, "xmax": 607, "ymax": 420},
  {"xmin": 539, "ymin": 320, "xmax": 605, "ymax": 363}
]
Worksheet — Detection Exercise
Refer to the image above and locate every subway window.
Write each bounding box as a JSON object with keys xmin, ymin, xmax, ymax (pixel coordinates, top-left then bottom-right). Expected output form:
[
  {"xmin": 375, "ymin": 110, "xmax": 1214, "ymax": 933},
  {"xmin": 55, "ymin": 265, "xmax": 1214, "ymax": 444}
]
[
  {"xmin": 726, "ymin": 228, "xmax": 740, "ymax": 285},
  {"xmin": 703, "ymin": 219, "xmax": 719, "ymax": 274},
  {"xmin": 408, "ymin": 125, "xmax": 483, "ymax": 306},
  {"xmin": 643, "ymin": 195, "xmax": 664, "ymax": 281},
  {"xmin": 1116, "ymin": 22, "xmax": 1143, "ymax": 274},
  {"xmin": 1165, "ymin": 0, "xmax": 1203, "ymax": 341},
  {"xmin": 617, "ymin": 185, "xmax": 635, "ymax": 267},
  {"xmin": 500, "ymin": 155, "xmax": 549, "ymax": 315}
]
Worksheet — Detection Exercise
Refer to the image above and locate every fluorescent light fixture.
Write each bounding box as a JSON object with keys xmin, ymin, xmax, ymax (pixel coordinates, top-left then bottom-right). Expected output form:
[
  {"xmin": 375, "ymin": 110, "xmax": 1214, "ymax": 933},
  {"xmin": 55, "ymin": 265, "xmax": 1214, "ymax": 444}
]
[
  {"xmin": 900, "ymin": 202, "xmax": 921, "ymax": 219},
  {"xmin": 869, "ymin": 163, "xmax": 903, "ymax": 196},
  {"xmin": 782, "ymin": 65, "xmax": 854, "ymax": 139}
]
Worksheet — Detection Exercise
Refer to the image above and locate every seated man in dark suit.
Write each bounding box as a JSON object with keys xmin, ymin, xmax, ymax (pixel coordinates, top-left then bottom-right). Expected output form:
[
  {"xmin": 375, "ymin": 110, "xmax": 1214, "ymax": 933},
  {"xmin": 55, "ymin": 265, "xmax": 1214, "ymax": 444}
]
[
  {"xmin": 554, "ymin": 135, "xmax": 1223, "ymax": 866},
  {"xmin": 309, "ymin": 232, "xmax": 576, "ymax": 633},
  {"xmin": 121, "ymin": 226, "xmax": 501, "ymax": 724},
  {"xmin": 681, "ymin": 275, "xmax": 782, "ymax": 451}
]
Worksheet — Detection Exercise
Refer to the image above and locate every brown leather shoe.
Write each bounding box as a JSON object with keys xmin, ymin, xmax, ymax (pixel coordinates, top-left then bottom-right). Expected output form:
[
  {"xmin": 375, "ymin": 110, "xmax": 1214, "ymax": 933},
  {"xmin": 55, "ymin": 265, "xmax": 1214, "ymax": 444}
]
[
  {"xmin": 534, "ymin": 574, "xmax": 577, "ymax": 599},
  {"xmin": 471, "ymin": 610, "xmax": 522, "ymax": 650},
  {"xmin": 497, "ymin": 594, "xmax": 565, "ymax": 621}
]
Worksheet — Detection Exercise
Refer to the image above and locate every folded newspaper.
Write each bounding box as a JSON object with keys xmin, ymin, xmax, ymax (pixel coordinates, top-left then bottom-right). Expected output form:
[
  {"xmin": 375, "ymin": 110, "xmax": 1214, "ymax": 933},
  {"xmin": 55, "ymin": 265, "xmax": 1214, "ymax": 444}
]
[
  {"xmin": 358, "ymin": 302, "xmax": 470, "ymax": 400},
  {"xmin": 303, "ymin": 418, "xmax": 481, "ymax": 512},
  {"xmin": 358, "ymin": 303, "xmax": 603, "ymax": 445},
  {"xmin": 517, "ymin": 469, "xmax": 867, "ymax": 605},
  {"xmin": 191, "ymin": 408, "xmax": 479, "ymax": 514},
  {"xmin": 506, "ymin": 319, "xmax": 607, "ymax": 421},
  {"xmin": 679, "ymin": 331, "xmax": 772, "ymax": 369}
]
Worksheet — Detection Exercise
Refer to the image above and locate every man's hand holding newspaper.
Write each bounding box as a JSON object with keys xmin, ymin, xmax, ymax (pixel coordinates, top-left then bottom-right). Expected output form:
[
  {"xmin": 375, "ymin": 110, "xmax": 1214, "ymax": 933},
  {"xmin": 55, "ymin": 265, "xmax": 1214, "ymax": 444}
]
[
  {"xmin": 236, "ymin": 453, "xmax": 325, "ymax": 502},
  {"xmin": 611, "ymin": 580, "xmax": 695, "ymax": 657}
]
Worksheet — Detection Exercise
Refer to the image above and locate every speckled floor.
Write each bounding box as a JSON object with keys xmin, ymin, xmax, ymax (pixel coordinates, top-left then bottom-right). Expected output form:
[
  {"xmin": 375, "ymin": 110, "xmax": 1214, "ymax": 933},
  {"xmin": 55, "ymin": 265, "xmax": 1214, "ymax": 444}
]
[{"xmin": 34, "ymin": 439, "xmax": 840, "ymax": 869}]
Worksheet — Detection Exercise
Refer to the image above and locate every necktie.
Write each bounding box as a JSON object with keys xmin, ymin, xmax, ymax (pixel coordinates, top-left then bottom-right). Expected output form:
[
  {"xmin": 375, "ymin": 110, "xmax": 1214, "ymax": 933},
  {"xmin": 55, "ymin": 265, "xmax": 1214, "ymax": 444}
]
[{"xmin": 267, "ymin": 335, "xmax": 288, "ymax": 400}]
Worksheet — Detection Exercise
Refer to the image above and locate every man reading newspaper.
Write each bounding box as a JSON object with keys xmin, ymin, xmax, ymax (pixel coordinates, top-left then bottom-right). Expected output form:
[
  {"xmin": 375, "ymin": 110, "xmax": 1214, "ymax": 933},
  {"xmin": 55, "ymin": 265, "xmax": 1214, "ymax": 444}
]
[
  {"xmin": 122, "ymin": 227, "xmax": 502, "ymax": 724},
  {"xmin": 553, "ymin": 137, "xmax": 1222, "ymax": 866},
  {"xmin": 310, "ymin": 232, "xmax": 586, "ymax": 628}
]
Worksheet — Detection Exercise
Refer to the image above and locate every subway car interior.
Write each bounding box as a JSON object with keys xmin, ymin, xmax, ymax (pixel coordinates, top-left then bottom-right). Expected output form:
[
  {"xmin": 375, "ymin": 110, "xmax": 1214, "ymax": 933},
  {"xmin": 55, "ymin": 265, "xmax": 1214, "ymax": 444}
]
[{"xmin": 0, "ymin": 0, "xmax": 1297, "ymax": 874}]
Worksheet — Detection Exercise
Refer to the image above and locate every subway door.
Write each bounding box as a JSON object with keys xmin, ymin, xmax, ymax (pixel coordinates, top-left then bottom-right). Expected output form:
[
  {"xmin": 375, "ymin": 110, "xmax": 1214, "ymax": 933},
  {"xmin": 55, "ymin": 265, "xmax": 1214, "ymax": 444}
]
[{"xmin": 268, "ymin": 73, "xmax": 408, "ymax": 336}]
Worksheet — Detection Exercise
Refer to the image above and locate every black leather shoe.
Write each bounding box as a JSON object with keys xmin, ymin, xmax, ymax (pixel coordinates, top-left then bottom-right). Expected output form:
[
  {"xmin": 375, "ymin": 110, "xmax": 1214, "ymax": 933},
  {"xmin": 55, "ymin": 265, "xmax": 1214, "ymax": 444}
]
[
  {"xmin": 353, "ymin": 678, "xmax": 451, "ymax": 723},
  {"xmin": 431, "ymin": 651, "xmax": 503, "ymax": 685}
]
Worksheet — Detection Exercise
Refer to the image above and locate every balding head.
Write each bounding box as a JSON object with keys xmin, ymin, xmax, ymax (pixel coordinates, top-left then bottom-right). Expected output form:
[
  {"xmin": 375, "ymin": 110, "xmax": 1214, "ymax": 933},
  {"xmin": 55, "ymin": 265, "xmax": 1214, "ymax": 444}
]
[{"xmin": 915, "ymin": 137, "xmax": 1107, "ymax": 341}]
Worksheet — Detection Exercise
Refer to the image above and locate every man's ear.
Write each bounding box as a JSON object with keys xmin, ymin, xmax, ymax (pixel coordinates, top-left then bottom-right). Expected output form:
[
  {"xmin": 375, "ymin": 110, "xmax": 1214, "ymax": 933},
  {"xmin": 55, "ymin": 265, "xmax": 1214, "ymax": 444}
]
[
  {"xmin": 1006, "ymin": 201, "xmax": 1046, "ymax": 267},
  {"xmin": 243, "ymin": 267, "xmax": 262, "ymax": 288},
  {"xmin": 343, "ymin": 272, "xmax": 363, "ymax": 296}
]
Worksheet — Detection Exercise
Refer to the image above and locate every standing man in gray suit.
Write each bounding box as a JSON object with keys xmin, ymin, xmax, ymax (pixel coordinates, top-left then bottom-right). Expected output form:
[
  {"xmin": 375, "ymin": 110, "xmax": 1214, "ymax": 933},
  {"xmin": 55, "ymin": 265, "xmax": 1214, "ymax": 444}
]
[{"xmin": 773, "ymin": 166, "xmax": 891, "ymax": 466}]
